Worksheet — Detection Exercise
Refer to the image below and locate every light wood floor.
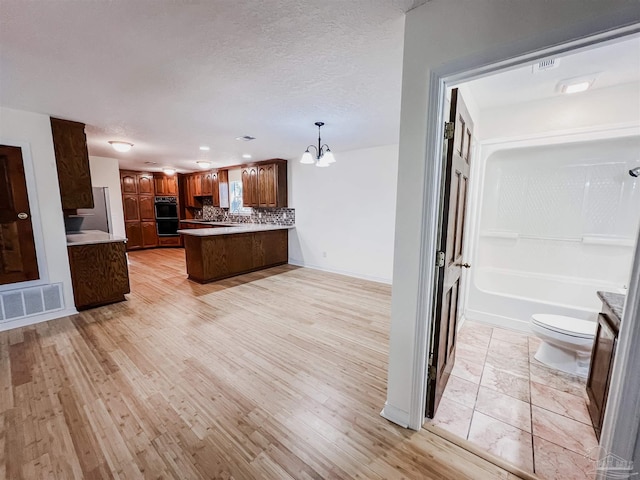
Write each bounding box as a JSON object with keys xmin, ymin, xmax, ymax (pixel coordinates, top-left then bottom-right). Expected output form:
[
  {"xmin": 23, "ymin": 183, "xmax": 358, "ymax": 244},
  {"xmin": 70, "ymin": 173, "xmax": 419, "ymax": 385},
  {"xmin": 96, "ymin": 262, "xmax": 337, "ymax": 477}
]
[{"xmin": 1, "ymin": 248, "xmax": 523, "ymax": 479}]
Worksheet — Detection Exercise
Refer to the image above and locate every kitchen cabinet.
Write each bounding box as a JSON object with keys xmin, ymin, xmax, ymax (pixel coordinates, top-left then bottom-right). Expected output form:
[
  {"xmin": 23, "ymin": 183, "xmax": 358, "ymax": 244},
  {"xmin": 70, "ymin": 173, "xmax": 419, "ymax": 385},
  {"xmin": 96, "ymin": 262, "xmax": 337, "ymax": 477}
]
[
  {"xmin": 50, "ymin": 117, "xmax": 94, "ymax": 210},
  {"xmin": 123, "ymin": 194, "xmax": 140, "ymax": 222},
  {"xmin": 120, "ymin": 170, "xmax": 158, "ymax": 251},
  {"xmin": 141, "ymin": 221, "xmax": 158, "ymax": 247},
  {"xmin": 243, "ymin": 160, "xmax": 287, "ymax": 208},
  {"xmin": 242, "ymin": 166, "xmax": 259, "ymax": 207},
  {"xmin": 139, "ymin": 195, "xmax": 155, "ymax": 221},
  {"xmin": 218, "ymin": 170, "xmax": 230, "ymax": 208},
  {"xmin": 586, "ymin": 292, "xmax": 623, "ymax": 441},
  {"xmin": 154, "ymin": 174, "xmax": 178, "ymax": 195},
  {"xmin": 138, "ymin": 174, "xmax": 154, "ymax": 195},
  {"xmin": 202, "ymin": 172, "xmax": 213, "ymax": 196},
  {"xmin": 125, "ymin": 222, "xmax": 143, "ymax": 250},
  {"xmin": 67, "ymin": 240, "xmax": 130, "ymax": 310}
]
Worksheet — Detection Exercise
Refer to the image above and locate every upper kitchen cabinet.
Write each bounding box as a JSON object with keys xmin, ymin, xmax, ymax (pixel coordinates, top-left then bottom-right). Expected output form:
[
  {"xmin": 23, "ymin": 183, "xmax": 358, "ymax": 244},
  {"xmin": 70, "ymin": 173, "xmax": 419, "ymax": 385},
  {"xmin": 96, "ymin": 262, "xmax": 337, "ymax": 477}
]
[
  {"xmin": 50, "ymin": 117, "xmax": 94, "ymax": 210},
  {"xmin": 138, "ymin": 173, "xmax": 154, "ymax": 195},
  {"xmin": 243, "ymin": 160, "xmax": 287, "ymax": 208},
  {"xmin": 154, "ymin": 174, "xmax": 178, "ymax": 196},
  {"xmin": 242, "ymin": 166, "xmax": 258, "ymax": 207},
  {"xmin": 202, "ymin": 172, "xmax": 213, "ymax": 196},
  {"xmin": 121, "ymin": 172, "xmax": 138, "ymax": 194}
]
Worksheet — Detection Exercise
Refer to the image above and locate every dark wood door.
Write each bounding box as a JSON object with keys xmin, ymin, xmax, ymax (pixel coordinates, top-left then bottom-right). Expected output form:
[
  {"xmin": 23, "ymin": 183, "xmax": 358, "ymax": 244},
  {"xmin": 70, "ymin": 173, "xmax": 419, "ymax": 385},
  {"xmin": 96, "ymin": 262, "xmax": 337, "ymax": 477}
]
[
  {"xmin": 137, "ymin": 174, "xmax": 154, "ymax": 195},
  {"xmin": 139, "ymin": 195, "xmax": 155, "ymax": 221},
  {"xmin": 122, "ymin": 194, "xmax": 140, "ymax": 222},
  {"xmin": 426, "ymin": 88, "xmax": 474, "ymax": 418},
  {"xmin": 121, "ymin": 172, "xmax": 138, "ymax": 194},
  {"xmin": 0, "ymin": 145, "xmax": 39, "ymax": 285}
]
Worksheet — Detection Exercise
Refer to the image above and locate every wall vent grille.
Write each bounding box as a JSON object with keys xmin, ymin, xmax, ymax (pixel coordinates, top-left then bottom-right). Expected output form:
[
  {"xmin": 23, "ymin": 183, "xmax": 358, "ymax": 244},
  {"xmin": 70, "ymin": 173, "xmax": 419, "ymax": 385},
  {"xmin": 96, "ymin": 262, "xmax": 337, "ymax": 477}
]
[
  {"xmin": 0, "ymin": 283, "xmax": 64, "ymax": 322},
  {"xmin": 532, "ymin": 58, "xmax": 559, "ymax": 73}
]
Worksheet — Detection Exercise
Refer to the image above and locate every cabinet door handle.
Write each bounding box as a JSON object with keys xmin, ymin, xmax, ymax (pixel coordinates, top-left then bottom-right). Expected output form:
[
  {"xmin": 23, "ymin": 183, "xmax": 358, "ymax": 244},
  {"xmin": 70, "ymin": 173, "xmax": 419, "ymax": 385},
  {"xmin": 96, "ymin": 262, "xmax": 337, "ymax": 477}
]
[{"xmin": 17, "ymin": 212, "xmax": 29, "ymax": 220}]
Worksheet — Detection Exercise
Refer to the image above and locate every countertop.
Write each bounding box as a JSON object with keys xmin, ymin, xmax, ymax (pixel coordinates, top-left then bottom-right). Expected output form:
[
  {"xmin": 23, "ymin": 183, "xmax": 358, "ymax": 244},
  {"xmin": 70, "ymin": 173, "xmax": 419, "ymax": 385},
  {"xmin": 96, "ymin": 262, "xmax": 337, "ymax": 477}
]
[
  {"xmin": 597, "ymin": 291, "xmax": 626, "ymax": 322},
  {"xmin": 178, "ymin": 224, "xmax": 294, "ymax": 236},
  {"xmin": 66, "ymin": 230, "xmax": 127, "ymax": 246},
  {"xmin": 179, "ymin": 220, "xmax": 237, "ymax": 226}
]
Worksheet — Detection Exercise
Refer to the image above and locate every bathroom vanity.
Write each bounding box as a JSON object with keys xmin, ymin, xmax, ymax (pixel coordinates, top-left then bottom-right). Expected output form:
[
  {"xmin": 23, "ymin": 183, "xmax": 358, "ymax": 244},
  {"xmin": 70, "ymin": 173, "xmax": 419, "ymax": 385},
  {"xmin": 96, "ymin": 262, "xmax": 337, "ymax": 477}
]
[{"xmin": 586, "ymin": 291, "xmax": 625, "ymax": 440}]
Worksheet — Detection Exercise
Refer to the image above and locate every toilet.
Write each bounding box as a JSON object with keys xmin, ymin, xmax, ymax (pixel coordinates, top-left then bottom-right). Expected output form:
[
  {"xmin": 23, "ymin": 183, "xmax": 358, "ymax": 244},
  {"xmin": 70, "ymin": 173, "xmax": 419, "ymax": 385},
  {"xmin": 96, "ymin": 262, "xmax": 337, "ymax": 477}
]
[{"xmin": 530, "ymin": 314, "xmax": 597, "ymax": 377}]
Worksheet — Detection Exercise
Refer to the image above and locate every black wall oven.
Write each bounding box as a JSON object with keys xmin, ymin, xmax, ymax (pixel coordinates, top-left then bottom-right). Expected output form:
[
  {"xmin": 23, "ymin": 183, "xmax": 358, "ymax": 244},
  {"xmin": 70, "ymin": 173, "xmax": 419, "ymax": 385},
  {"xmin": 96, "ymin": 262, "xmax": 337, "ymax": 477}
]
[{"xmin": 155, "ymin": 196, "xmax": 179, "ymax": 237}]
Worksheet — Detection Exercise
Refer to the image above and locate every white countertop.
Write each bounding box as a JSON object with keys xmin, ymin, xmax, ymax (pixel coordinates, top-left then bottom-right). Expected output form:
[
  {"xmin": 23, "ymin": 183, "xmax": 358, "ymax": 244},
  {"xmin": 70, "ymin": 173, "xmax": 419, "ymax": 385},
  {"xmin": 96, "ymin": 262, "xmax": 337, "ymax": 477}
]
[
  {"xmin": 66, "ymin": 230, "xmax": 127, "ymax": 246},
  {"xmin": 178, "ymin": 224, "xmax": 294, "ymax": 236}
]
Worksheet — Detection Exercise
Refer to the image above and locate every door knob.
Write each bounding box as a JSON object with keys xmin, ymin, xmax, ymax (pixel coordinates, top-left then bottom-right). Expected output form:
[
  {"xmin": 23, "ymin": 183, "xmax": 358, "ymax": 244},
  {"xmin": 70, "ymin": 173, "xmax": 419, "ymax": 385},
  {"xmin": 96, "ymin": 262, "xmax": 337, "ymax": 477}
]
[
  {"xmin": 17, "ymin": 212, "xmax": 29, "ymax": 220},
  {"xmin": 456, "ymin": 262, "xmax": 471, "ymax": 268}
]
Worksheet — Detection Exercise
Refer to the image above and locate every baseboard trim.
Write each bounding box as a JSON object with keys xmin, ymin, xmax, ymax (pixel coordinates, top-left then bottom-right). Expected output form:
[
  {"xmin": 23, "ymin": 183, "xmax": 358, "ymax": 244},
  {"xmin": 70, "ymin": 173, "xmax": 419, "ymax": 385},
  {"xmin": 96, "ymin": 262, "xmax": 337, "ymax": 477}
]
[
  {"xmin": 288, "ymin": 259, "xmax": 392, "ymax": 285},
  {"xmin": 380, "ymin": 402, "xmax": 410, "ymax": 428},
  {"xmin": 0, "ymin": 307, "xmax": 78, "ymax": 332}
]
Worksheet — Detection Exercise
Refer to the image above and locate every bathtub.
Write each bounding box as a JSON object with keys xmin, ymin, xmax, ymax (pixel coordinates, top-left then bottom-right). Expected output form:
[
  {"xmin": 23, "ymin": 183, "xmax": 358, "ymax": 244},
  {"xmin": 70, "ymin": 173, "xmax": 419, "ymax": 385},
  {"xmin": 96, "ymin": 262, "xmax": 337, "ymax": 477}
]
[{"xmin": 463, "ymin": 267, "xmax": 622, "ymax": 332}]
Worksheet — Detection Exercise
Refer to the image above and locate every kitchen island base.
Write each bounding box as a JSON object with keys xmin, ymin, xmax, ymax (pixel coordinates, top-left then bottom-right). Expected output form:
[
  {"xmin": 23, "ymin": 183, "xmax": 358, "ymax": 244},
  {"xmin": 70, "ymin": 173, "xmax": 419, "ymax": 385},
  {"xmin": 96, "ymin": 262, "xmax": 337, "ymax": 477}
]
[{"xmin": 183, "ymin": 229, "xmax": 288, "ymax": 283}]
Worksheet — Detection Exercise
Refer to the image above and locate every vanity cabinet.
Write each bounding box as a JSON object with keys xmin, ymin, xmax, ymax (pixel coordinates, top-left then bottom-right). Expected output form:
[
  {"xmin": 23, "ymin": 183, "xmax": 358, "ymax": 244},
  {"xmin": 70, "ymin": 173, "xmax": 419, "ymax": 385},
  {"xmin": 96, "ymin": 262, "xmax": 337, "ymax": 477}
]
[{"xmin": 586, "ymin": 295, "xmax": 622, "ymax": 440}]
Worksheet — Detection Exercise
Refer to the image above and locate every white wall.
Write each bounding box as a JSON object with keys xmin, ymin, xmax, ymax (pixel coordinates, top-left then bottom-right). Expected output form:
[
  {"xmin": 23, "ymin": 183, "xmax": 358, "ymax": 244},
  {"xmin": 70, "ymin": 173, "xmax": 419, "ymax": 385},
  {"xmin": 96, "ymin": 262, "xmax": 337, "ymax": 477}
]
[
  {"xmin": 288, "ymin": 144, "xmax": 398, "ymax": 283},
  {"xmin": 477, "ymin": 82, "xmax": 640, "ymax": 141},
  {"xmin": 89, "ymin": 155, "xmax": 125, "ymax": 238},
  {"xmin": 0, "ymin": 106, "xmax": 77, "ymax": 327},
  {"xmin": 385, "ymin": 0, "xmax": 640, "ymax": 429}
]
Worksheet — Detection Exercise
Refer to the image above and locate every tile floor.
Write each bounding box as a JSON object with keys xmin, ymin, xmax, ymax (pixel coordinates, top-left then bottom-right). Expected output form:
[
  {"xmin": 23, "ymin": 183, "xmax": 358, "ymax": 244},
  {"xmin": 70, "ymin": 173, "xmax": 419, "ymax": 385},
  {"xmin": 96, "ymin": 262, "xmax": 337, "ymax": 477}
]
[{"xmin": 430, "ymin": 320, "xmax": 599, "ymax": 479}]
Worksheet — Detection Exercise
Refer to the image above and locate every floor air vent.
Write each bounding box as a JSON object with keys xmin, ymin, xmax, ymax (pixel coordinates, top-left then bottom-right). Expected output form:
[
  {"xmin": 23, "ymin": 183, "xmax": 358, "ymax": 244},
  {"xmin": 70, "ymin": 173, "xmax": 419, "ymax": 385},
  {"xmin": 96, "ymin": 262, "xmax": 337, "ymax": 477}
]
[{"xmin": 0, "ymin": 283, "xmax": 64, "ymax": 322}]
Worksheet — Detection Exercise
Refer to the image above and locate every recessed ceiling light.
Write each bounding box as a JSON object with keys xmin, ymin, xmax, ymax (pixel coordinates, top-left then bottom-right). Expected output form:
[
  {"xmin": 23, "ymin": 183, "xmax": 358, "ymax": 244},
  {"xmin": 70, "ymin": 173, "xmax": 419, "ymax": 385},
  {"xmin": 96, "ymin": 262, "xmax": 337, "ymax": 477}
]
[
  {"xmin": 144, "ymin": 161, "xmax": 157, "ymax": 165},
  {"xmin": 235, "ymin": 135, "xmax": 256, "ymax": 141},
  {"xmin": 242, "ymin": 154, "xmax": 252, "ymax": 159},
  {"xmin": 199, "ymin": 146, "xmax": 210, "ymax": 151},
  {"xmin": 196, "ymin": 161, "xmax": 211, "ymax": 168},
  {"xmin": 108, "ymin": 141, "xmax": 133, "ymax": 152},
  {"xmin": 163, "ymin": 167, "xmax": 176, "ymax": 175}
]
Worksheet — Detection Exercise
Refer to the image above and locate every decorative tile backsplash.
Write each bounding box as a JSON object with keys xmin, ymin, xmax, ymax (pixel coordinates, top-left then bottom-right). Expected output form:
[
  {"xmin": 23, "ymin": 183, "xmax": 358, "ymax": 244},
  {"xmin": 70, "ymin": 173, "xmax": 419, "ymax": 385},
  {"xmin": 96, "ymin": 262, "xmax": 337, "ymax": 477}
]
[{"xmin": 197, "ymin": 198, "xmax": 295, "ymax": 225}]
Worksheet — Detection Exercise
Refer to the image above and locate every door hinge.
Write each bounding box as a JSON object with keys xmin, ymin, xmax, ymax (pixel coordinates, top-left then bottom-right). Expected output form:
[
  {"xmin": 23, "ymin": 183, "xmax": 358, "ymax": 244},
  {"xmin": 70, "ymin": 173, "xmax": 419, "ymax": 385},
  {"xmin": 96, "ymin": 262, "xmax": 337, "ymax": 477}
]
[
  {"xmin": 444, "ymin": 122, "xmax": 455, "ymax": 140},
  {"xmin": 436, "ymin": 251, "xmax": 445, "ymax": 268},
  {"xmin": 428, "ymin": 364, "xmax": 436, "ymax": 381}
]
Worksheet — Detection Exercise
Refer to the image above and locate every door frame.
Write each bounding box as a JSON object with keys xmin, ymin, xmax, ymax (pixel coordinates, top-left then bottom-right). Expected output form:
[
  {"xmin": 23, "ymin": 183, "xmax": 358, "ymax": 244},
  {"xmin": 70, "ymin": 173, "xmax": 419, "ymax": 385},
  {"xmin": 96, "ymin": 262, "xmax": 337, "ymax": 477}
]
[
  {"xmin": 410, "ymin": 23, "xmax": 640, "ymax": 470},
  {"xmin": 0, "ymin": 139, "xmax": 50, "ymax": 291}
]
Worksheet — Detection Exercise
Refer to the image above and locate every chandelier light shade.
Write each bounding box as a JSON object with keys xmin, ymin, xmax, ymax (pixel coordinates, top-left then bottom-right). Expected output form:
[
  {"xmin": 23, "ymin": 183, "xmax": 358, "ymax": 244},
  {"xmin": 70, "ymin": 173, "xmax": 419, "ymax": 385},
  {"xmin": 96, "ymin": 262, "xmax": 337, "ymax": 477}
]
[
  {"xmin": 108, "ymin": 141, "xmax": 133, "ymax": 152},
  {"xmin": 300, "ymin": 122, "xmax": 336, "ymax": 167}
]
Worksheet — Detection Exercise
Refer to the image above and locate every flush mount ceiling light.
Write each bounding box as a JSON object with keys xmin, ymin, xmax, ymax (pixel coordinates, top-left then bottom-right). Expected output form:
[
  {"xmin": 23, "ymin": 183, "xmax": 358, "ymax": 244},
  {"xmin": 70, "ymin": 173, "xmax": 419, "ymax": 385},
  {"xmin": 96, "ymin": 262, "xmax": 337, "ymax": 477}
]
[
  {"xmin": 242, "ymin": 154, "xmax": 252, "ymax": 159},
  {"xmin": 163, "ymin": 167, "xmax": 176, "ymax": 175},
  {"xmin": 196, "ymin": 161, "xmax": 211, "ymax": 168},
  {"xmin": 300, "ymin": 122, "xmax": 336, "ymax": 168},
  {"xmin": 199, "ymin": 145, "xmax": 210, "ymax": 151},
  {"xmin": 558, "ymin": 76, "xmax": 596, "ymax": 95},
  {"xmin": 108, "ymin": 141, "xmax": 133, "ymax": 153}
]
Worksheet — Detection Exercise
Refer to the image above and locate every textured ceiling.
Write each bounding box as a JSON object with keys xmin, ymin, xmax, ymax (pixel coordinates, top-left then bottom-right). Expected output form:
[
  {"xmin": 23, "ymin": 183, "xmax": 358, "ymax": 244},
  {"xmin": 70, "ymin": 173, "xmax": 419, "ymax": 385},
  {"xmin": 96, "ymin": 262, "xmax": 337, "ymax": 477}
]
[{"xmin": 0, "ymin": 0, "xmax": 416, "ymax": 171}]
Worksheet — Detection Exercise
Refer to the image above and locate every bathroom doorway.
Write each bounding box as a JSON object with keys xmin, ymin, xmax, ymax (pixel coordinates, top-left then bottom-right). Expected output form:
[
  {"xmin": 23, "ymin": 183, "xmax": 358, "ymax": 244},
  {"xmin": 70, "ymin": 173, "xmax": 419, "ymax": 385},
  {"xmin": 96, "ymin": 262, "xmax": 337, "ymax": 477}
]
[{"xmin": 426, "ymin": 34, "xmax": 640, "ymax": 478}]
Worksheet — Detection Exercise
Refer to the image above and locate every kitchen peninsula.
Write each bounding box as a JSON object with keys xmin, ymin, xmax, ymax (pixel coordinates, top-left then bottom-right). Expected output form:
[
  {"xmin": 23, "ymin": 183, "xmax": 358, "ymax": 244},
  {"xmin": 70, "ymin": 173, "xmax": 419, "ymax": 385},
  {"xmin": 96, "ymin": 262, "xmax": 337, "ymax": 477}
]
[{"xmin": 179, "ymin": 224, "xmax": 294, "ymax": 283}]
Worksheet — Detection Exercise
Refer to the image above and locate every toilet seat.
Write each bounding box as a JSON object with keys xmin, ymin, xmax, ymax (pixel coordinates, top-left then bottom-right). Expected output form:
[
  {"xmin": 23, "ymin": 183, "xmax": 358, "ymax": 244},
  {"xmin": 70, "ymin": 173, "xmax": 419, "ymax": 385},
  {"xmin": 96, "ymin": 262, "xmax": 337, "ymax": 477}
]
[{"xmin": 532, "ymin": 314, "xmax": 596, "ymax": 339}]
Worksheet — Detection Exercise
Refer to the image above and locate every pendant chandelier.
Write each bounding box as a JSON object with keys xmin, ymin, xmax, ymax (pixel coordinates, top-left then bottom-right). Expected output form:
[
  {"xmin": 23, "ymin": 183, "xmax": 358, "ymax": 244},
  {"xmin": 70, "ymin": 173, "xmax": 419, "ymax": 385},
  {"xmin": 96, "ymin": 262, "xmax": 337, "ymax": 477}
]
[{"xmin": 300, "ymin": 122, "xmax": 336, "ymax": 168}]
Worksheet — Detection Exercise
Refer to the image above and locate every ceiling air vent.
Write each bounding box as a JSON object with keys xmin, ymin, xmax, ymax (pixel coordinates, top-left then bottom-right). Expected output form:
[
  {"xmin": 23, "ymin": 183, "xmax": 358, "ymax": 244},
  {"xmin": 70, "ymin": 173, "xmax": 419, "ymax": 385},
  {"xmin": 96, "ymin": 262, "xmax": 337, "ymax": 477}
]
[
  {"xmin": 235, "ymin": 135, "xmax": 256, "ymax": 141},
  {"xmin": 532, "ymin": 58, "xmax": 559, "ymax": 73}
]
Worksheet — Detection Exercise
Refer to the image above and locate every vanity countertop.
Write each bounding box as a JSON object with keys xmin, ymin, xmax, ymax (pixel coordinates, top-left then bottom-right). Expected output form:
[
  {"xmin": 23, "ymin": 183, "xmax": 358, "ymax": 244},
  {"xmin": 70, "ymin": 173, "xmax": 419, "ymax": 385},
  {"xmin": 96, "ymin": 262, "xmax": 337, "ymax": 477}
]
[{"xmin": 597, "ymin": 291, "xmax": 625, "ymax": 323}]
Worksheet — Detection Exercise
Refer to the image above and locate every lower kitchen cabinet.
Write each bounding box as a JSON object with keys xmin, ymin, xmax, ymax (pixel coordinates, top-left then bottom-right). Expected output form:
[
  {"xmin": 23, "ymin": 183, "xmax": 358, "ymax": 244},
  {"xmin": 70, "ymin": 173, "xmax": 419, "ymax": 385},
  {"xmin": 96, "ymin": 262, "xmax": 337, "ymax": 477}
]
[
  {"xmin": 67, "ymin": 241, "xmax": 130, "ymax": 310},
  {"xmin": 125, "ymin": 222, "xmax": 143, "ymax": 250},
  {"xmin": 141, "ymin": 221, "xmax": 158, "ymax": 247}
]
